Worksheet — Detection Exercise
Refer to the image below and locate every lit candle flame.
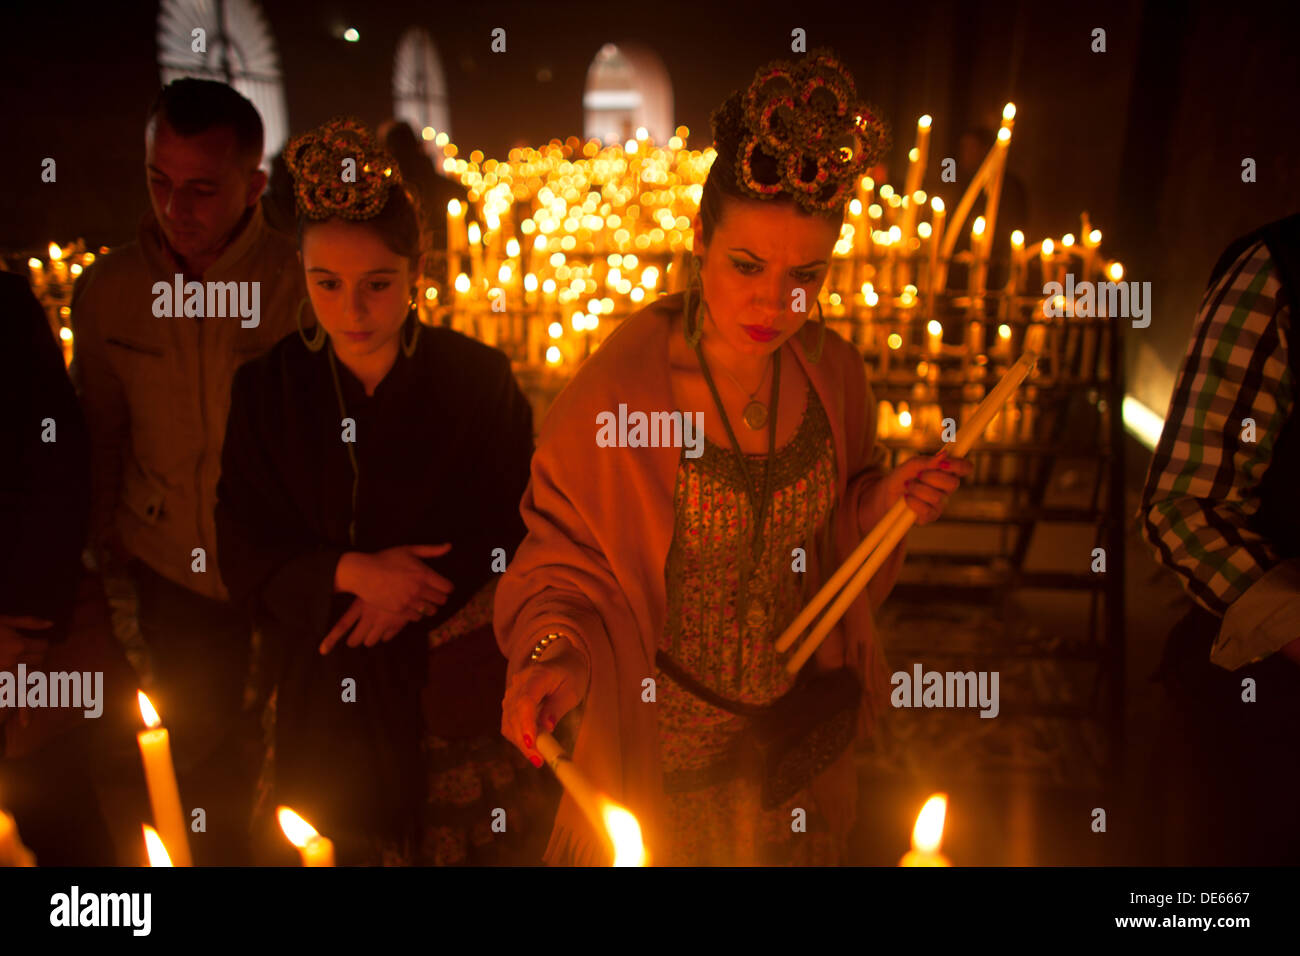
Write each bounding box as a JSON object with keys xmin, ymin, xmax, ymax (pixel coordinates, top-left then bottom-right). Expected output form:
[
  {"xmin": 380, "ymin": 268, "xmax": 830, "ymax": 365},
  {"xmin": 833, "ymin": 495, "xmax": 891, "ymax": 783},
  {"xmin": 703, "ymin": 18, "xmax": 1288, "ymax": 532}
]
[
  {"xmin": 277, "ymin": 806, "xmax": 320, "ymax": 848},
  {"xmin": 912, "ymin": 793, "xmax": 948, "ymax": 853},
  {"xmin": 602, "ymin": 803, "xmax": 647, "ymax": 866},
  {"xmin": 137, "ymin": 690, "xmax": 161, "ymax": 729},
  {"xmin": 142, "ymin": 824, "xmax": 173, "ymax": 866}
]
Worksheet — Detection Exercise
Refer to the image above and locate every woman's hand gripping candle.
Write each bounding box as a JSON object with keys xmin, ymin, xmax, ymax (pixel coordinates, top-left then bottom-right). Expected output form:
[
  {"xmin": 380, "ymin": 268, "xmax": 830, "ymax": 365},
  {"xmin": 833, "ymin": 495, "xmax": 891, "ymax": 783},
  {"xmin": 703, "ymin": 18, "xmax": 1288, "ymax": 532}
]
[
  {"xmin": 861, "ymin": 452, "xmax": 975, "ymax": 529},
  {"xmin": 501, "ymin": 634, "xmax": 590, "ymax": 768}
]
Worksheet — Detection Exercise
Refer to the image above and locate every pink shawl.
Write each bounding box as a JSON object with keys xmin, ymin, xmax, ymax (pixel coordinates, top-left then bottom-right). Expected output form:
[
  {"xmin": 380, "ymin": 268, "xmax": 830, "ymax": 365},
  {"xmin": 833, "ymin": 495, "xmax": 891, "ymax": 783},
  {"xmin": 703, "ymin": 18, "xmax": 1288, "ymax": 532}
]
[{"xmin": 494, "ymin": 291, "xmax": 907, "ymax": 865}]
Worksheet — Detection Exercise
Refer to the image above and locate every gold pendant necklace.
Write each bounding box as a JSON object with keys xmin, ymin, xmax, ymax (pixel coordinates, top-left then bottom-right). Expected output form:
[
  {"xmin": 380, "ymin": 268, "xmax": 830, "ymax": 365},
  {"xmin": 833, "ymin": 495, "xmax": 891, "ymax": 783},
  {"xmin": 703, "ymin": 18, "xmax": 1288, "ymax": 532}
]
[{"xmin": 715, "ymin": 355, "xmax": 774, "ymax": 430}]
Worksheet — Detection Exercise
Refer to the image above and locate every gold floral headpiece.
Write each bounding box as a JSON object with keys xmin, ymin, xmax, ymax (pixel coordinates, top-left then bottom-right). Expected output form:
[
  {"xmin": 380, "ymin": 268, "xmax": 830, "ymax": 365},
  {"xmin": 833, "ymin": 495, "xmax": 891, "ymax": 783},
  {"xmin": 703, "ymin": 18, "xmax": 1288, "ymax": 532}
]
[
  {"xmin": 711, "ymin": 48, "xmax": 889, "ymax": 214},
  {"xmin": 284, "ymin": 117, "xmax": 403, "ymax": 221}
]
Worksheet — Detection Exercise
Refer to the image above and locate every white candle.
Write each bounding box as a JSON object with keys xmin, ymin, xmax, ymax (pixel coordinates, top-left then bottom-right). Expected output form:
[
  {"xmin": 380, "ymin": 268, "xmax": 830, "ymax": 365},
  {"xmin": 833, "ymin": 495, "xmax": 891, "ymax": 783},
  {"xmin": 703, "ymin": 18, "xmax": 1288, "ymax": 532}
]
[
  {"xmin": 135, "ymin": 691, "xmax": 192, "ymax": 867},
  {"xmin": 928, "ymin": 197, "xmax": 947, "ymax": 298}
]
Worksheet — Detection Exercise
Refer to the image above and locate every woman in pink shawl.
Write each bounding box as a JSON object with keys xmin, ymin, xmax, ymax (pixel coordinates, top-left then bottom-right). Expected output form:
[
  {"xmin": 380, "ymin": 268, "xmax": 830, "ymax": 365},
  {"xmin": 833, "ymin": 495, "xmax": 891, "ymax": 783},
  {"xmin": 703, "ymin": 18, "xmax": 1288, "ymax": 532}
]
[{"xmin": 495, "ymin": 50, "xmax": 973, "ymax": 865}]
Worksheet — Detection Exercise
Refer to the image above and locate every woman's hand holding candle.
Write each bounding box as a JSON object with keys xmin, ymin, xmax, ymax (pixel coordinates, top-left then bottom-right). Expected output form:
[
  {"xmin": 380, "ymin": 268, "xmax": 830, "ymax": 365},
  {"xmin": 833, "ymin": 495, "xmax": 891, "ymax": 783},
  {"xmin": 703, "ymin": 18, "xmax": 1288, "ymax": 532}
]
[
  {"xmin": 859, "ymin": 453, "xmax": 974, "ymax": 529},
  {"xmin": 501, "ymin": 637, "xmax": 589, "ymax": 768}
]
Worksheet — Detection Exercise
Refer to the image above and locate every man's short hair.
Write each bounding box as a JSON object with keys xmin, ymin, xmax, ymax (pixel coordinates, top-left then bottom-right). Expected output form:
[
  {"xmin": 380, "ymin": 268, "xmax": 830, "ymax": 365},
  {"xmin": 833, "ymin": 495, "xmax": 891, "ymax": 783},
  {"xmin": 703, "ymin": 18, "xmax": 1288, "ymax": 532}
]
[{"xmin": 147, "ymin": 78, "xmax": 264, "ymax": 165}]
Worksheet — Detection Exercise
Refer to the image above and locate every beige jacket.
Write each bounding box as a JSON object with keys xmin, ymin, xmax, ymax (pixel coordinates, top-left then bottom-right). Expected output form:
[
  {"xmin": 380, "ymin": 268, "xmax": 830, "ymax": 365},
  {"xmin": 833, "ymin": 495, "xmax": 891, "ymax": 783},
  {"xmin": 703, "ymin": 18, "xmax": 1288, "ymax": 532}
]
[{"xmin": 71, "ymin": 205, "xmax": 303, "ymax": 601}]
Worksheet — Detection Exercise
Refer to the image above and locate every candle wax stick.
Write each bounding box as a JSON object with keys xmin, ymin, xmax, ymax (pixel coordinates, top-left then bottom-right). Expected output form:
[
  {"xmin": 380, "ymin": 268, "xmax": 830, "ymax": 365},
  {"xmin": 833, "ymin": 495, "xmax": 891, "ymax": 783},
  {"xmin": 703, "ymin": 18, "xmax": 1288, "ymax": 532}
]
[
  {"xmin": 536, "ymin": 732, "xmax": 614, "ymax": 859},
  {"xmin": 136, "ymin": 726, "xmax": 193, "ymax": 867},
  {"xmin": 300, "ymin": 836, "xmax": 335, "ymax": 867},
  {"xmin": 783, "ymin": 350, "xmax": 1038, "ymax": 672},
  {"xmin": 900, "ymin": 849, "xmax": 952, "ymax": 866}
]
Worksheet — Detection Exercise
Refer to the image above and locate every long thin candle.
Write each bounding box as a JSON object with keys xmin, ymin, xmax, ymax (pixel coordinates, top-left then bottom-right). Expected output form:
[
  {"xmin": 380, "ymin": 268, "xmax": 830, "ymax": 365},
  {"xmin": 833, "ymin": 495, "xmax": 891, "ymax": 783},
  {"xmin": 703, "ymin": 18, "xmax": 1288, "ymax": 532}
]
[
  {"xmin": 135, "ymin": 691, "xmax": 192, "ymax": 867},
  {"xmin": 784, "ymin": 351, "xmax": 1038, "ymax": 673}
]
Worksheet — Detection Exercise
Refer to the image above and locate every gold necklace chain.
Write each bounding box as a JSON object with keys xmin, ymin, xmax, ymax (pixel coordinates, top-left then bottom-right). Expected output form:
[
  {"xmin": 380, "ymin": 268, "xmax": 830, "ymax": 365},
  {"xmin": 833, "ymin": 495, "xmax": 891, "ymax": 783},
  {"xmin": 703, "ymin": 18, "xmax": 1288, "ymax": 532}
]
[{"xmin": 706, "ymin": 348, "xmax": 775, "ymax": 430}]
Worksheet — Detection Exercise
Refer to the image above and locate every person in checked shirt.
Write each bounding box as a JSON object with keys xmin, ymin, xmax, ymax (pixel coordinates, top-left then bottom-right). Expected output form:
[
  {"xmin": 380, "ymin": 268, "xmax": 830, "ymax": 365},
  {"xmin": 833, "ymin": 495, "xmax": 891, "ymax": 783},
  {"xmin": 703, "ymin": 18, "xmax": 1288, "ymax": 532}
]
[{"xmin": 1139, "ymin": 213, "xmax": 1300, "ymax": 864}]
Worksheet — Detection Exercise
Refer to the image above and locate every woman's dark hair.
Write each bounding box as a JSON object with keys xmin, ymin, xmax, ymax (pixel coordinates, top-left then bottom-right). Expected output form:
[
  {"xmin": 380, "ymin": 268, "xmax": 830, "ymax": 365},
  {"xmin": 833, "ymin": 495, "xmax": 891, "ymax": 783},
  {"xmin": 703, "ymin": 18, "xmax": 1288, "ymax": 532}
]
[
  {"xmin": 697, "ymin": 90, "xmax": 844, "ymax": 248},
  {"xmin": 297, "ymin": 183, "xmax": 425, "ymax": 269}
]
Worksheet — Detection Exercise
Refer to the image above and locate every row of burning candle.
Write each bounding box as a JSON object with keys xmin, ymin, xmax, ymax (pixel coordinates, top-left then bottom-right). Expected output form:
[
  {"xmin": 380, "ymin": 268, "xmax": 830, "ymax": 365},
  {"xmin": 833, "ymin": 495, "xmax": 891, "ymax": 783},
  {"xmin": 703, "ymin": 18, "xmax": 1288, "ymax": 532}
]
[
  {"xmin": 426, "ymin": 105, "xmax": 1124, "ymax": 369},
  {"xmin": 134, "ymin": 689, "xmax": 333, "ymax": 866},
  {"xmin": 0, "ymin": 689, "xmax": 951, "ymax": 867},
  {"xmin": 130, "ymin": 688, "xmax": 645, "ymax": 867}
]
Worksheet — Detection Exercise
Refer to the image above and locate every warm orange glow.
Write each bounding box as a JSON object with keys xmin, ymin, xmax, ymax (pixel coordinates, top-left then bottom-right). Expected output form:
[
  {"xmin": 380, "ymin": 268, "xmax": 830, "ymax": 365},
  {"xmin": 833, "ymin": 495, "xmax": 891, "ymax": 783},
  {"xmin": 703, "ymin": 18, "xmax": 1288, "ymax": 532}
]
[
  {"xmin": 602, "ymin": 802, "xmax": 646, "ymax": 866},
  {"xmin": 919, "ymin": 114, "xmax": 933, "ymax": 129},
  {"xmin": 973, "ymin": 216, "xmax": 986, "ymax": 237},
  {"xmin": 930, "ymin": 196, "xmax": 945, "ymax": 213},
  {"xmin": 142, "ymin": 824, "xmax": 172, "ymax": 866},
  {"xmin": 1108, "ymin": 261, "xmax": 1124, "ymax": 281},
  {"xmin": 887, "ymin": 332, "xmax": 903, "ymax": 350},
  {"xmin": 1062, "ymin": 233, "xmax": 1076, "ymax": 247},
  {"xmin": 1010, "ymin": 230, "xmax": 1025, "ymax": 248},
  {"xmin": 998, "ymin": 323, "xmax": 1012, "ymax": 341},
  {"xmin": 137, "ymin": 690, "xmax": 161, "ymax": 729},
  {"xmin": 48, "ymin": 242, "xmax": 62, "ymax": 261},
  {"xmin": 447, "ymin": 199, "xmax": 462, "ymax": 216},
  {"xmin": 912, "ymin": 793, "xmax": 948, "ymax": 853},
  {"xmin": 1042, "ymin": 238, "xmax": 1055, "ymax": 256},
  {"xmin": 1002, "ymin": 103, "xmax": 1017, "ymax": 122},
  {"xmin": 997, "ymin": 127, "xmax": 1011, "ymax": 143},
  {"xmin": 277, "ymin": 806, "xmax": 320, "ymax": 848}
]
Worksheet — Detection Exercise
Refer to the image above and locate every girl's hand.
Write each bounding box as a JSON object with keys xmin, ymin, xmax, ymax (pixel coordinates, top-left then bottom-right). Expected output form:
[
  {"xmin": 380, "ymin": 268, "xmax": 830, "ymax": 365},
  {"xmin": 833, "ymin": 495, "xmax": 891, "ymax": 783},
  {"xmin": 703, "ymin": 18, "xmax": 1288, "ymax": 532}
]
[
  {"xmin": 501, "ymin": 639, "xmax": 589, "ymax": 767},
  {"xmin": 863, "ymin": 452, "xmax": 974, "ymax": 528},
  {"xmin": 319, "ymin": 597, "xmax": 417, "ymax": 655},
  {"xmin": 336, "ymin": 544, "xmax": 455, "ymax": 619}
]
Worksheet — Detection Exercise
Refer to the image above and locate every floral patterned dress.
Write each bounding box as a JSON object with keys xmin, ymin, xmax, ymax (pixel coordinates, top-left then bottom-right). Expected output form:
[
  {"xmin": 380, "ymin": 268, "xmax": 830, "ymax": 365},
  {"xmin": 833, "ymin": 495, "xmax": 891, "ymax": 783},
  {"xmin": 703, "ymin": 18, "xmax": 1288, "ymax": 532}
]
[{"xmin": 657, "ymin": 381, "xmax": 841, "ymax": 865}]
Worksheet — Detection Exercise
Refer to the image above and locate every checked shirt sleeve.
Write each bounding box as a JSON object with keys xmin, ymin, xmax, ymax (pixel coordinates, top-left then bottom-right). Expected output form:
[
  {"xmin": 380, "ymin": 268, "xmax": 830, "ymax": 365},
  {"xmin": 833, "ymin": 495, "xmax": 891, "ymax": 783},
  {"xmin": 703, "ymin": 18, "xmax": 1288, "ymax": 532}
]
[{"xmin": 1137, "ymin": 240, "xmax": 1298, "ymax": 669}]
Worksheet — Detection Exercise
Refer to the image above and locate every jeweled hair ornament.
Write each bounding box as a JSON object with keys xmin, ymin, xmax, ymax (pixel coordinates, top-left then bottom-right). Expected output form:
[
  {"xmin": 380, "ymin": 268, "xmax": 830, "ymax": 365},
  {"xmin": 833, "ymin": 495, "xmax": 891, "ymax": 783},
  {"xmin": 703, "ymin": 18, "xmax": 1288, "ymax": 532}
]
[
  {"xmin": 711, "ymin": 48, "xmax": 889, "ymax": 214},
  {"xmin": 284, "ymin": 117, "xmax": 402, "ymax": 221}
]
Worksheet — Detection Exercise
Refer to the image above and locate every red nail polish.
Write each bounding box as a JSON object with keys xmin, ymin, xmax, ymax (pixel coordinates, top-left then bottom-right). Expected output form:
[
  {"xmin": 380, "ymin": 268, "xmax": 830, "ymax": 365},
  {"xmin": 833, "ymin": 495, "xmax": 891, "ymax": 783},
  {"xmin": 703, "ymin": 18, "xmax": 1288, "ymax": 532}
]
[
  {"xmin": 530, "ymin": 754, "xmax": 543, "ymax": 768},
  {"xmin": 940, "ymin": 460, "xmax": 952, "ymax": 469},
  {"xmin": 523, "ymin": 733, "xmax": 534, "ymax": 748}
]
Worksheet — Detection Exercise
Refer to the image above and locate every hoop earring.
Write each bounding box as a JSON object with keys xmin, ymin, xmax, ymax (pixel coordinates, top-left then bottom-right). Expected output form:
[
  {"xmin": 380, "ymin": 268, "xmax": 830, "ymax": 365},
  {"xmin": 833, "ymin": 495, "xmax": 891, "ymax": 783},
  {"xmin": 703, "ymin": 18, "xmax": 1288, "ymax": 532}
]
[
  {"xmin": 296, "ymin": 298, "xmax": 327, "ymax": 352},
  {"xmin": 683, "ymin": 255, "xmax": 704, "ymax": 348},
  {"xmin": 400, "ymin": 307, "xmax": 421, "ymax": 358},
  {"xmin": 800, "ymin": 299, "xmax": 826, "ymax": 364}
]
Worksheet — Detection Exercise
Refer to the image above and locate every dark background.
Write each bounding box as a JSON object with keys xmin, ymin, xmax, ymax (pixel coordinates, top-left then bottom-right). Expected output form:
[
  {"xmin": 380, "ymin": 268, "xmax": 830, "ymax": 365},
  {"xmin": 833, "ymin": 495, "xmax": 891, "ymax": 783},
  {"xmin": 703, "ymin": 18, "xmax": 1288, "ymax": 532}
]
[{"xmin": 1, "ymin": 0, "xmax": 1298, "ymax": 418}]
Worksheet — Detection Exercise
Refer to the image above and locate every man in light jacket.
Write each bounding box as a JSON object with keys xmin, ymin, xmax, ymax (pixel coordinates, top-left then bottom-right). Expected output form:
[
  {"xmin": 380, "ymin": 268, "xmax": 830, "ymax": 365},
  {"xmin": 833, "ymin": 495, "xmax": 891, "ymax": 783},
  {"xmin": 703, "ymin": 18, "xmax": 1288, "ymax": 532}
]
[{"xmin": 71, "ymin": 78, "xmax": 303, "ymax": 864}]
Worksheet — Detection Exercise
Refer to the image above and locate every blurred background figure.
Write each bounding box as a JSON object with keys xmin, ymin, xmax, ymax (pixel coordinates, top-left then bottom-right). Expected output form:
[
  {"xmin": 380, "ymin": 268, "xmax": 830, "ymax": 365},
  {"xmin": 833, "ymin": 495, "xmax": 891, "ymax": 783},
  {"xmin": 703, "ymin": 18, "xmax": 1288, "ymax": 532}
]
[{"xmin": 378, "ymin": 119, "xmax": 473, "ymax": 295}]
